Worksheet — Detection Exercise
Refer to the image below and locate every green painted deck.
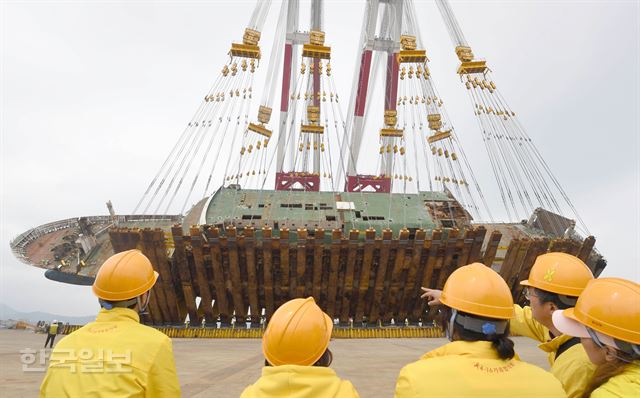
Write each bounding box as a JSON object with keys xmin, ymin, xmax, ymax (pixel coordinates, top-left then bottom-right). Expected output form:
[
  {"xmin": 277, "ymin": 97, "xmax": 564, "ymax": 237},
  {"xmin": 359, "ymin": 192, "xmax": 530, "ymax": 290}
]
[{"xmin": 203, "ymin": 187, "xmax": 468, "ymax": 237}]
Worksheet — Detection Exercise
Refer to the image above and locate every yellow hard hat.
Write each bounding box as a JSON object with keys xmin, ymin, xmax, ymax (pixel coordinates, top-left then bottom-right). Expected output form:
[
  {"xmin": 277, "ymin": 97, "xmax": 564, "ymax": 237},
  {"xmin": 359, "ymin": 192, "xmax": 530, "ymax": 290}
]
[
  {"xmin": 262, "ymin": 297, "xmax": 332, "ymax": 366},
  {"xmin": 554, "ymin": 278, "xmax": 640, "ymax": 345},
  {"xmin": 440, "ymin": 263, "xmax": 514, "ymax": 320},
  {"xmin": 92, "ymin": 249, "xmax": 159, "ymax": 301},
  {"xmin": 520, "ymin": 252, "xmax": 593, "ymax": 297}
]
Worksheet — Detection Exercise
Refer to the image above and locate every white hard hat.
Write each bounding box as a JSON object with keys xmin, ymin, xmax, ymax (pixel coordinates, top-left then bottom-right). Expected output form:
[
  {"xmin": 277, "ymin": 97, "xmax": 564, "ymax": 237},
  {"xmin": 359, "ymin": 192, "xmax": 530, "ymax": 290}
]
[{"xmin": 52, "ymin": 320, "xmax": 57, "ymax": 323}]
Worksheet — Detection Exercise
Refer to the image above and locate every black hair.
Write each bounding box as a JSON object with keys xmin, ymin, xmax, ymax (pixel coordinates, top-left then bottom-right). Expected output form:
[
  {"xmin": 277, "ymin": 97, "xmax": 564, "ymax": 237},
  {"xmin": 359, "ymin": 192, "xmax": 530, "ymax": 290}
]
[
  {"xmin": 440, "ymin": 307, "xmax": 515, "ymax": 360},
  {"xmin": 582, "ymin": 351, "xmax": 637, "ymax": 398},
  {"xmin": 533, "ymin": 288, "xmax": 576, "ymax": 310},
  {"xmin": 98, "ymin": 298, "xmax": 137, "ymax": 310},
  {"xmin": 264, "ymin": 348, "xmax": 333, "ymax": 367}
]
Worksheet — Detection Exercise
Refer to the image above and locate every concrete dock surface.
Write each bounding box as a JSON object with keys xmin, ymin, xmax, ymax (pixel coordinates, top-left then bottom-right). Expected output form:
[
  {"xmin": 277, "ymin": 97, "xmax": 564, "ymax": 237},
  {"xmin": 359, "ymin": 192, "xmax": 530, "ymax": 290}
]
[{"xmin": 1, "ymin": 329, "xmax": 549, "ymax": 397}]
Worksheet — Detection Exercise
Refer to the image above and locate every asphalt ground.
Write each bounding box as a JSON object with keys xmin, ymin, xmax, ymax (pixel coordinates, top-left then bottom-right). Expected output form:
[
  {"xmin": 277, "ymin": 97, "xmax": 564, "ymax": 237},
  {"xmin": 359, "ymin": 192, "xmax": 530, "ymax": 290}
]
[{"xmin": 0, "ymin": 329, "xmax": 549, "ymax": 397}]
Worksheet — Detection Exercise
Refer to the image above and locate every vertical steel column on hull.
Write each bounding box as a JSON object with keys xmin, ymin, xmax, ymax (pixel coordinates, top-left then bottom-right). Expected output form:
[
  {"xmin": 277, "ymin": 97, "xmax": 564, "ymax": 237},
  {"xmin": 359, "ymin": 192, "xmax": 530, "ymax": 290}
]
[
  {"xmin": 345, "ymin": 0, "xmax": 403, "ymax": 193},
  {"xmin": 276, "ymin": 0, "xmax": 299, "ymax": 173},
  {"xmin": 346, "ymin": 0, "xmax": 379, "ymax": 178},
  {"xmin": 381, "ymin": 0, "xmax": 402, "ymax": 179},
  {"xmin": 311, "ymin": 0, "xmax": 323, "ymax": 175}
]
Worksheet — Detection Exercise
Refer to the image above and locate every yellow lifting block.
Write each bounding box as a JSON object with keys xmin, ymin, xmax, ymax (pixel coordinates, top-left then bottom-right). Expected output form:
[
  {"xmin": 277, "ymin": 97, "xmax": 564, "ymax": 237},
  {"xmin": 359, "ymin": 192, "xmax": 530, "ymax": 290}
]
[
  {"xmin": 380, "ymin": 128, "xmax": 404, "ymax": 138},
  {"xmin": 307, "ymin": 105, "xmax": 320, "ymax": 123},
  {"xmin": 397, "ymin": 50, "xmax": 428, "ymax": 64},
  {"xmin": 243, "ymin": 28, "xmax": 261, "ymax": 46},
  {"xmin": 302, "ymin": 43, "xmax": 331, "ymax": 60},
  {"xmin": 400, "ymin": 35, "xmax": 417, "ymax": 51},
  {"xmin": 230, "ymin": 43, "xmax": 261, "ymax": 59},
  {"xmin": 427, "ymin": 113, "xmax": 442, "ymax": 130},
  {"xmin": 427, "ymin": 130, "xmax": 452, "ymax": 144},
  {"xmin": 301, "ymin": 124, "xmax": 324, "ymax": 134},
  {"xmin": 258, "ymin": 105, "xmax": 272, "ymax": 124},
  {"xmin": 248, "ymin": 122, "xmax": 272, "ymax": 138},
  {"xmin": 384, "ymin": 109, "xmax": 397, "ymax": 127},
  {"xmin": 457, "ymin": 60, "xmax": 488, "ymax": 75},
  {"xmin": 455, "ymin": 46, "xmax": 475, "ymax": 62},
  {"xmin": 310, "ymin": 30, "xmax": 325, "ymax": 46}
]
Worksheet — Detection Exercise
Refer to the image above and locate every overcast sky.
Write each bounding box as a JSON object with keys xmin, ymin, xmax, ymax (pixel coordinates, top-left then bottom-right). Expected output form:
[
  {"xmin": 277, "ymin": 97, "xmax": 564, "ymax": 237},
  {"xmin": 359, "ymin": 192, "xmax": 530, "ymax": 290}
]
[{"xmin": 1, "ymin": 0, "xmax": 638, "ymax": 317}]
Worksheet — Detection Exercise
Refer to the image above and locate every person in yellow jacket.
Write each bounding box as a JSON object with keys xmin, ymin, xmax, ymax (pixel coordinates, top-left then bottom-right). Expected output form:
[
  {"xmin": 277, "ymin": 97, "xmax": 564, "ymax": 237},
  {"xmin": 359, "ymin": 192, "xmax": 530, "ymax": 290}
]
[
  {"xmin": 40, "ymin": 249, "xmax": 180, "ymax": 397},
  {"xmin": 241, "ymin": 297, "xmax": 359, "ymax": 398},
  {"xmin": 553, "ymin": 278, "xmax": 640, "ymax": 397},
  {"xmin": 422, "ymin": 252, "xmax": 595, "ymax": 397},
  {"xmin": 395, "ymin": 263, "xmax": 566, "ymax": 398},
  {"xmin": 44, "ymin": 320, "xmax": 59, "ymax": 348}
]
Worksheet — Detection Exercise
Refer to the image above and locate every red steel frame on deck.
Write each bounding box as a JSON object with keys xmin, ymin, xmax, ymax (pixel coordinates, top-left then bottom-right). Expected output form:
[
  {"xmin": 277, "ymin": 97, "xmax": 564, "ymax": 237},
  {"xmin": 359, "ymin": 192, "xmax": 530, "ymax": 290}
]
[
  {"xmin": 346, "ymin": 175, "xmax": 391, "ymax": 193},
  {"xmin": 275, "ymin": 173, "xmax": 320, "ymax": 191}
]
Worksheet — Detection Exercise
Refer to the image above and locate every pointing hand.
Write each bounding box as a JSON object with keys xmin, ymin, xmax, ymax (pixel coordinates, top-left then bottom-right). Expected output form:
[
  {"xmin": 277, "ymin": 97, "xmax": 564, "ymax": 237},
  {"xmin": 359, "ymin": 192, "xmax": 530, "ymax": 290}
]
[{"xmin": 420, "ymin": 287, "xmax": 442, "ymax": 306}]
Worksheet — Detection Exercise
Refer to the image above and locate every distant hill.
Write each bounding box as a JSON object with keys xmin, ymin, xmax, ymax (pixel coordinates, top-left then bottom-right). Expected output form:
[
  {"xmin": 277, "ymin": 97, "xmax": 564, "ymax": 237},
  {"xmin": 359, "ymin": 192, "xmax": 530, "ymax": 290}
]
[{"xmin": 0, "ymin": 303, "xmax": 94, "ymax": 325}]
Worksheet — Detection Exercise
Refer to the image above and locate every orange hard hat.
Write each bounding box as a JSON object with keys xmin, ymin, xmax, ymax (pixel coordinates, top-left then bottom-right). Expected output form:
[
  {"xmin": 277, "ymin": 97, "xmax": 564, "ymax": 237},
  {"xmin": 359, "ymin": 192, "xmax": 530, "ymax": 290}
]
[
  {"xmin": 92, "ymin": 249, "xmax": 158, "ymax": 301},
  {"xmin": 554, "ymin": 278, "xmax": 640, "ymax": 345},
  {"xmin": 262, "ymin": 297, "xmax": 333, "ymax": 366},
  {"xmin": 520, "ymin": 252, "xmax": 593, "ymax": 297},
  {"xmin": 440, "ymin": 263, "xmax": 514, "ymax": 320}
]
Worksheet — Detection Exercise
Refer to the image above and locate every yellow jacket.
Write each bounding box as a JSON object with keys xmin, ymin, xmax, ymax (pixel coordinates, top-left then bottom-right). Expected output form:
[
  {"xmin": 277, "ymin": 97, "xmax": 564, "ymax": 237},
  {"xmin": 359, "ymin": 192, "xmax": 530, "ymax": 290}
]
[
  {"xmin": 590, "ymin": 362, "xmax": 640, "ymax": 398},
  {"xmin": 511, "ymin": 305, "xmax": 595, "ymax": 398},
  {"xmin": 40, "ymin": 308, "xmax": 180, "ymax": 397},
  {"xmin": 240, "ymin": 365, "xmax": 360, "ymax": 398},
  {"xmin": 394, "ymin": 340, "xmax": 566, "ymax": 397},
  {"xmin": 48, "ymin": 324, "xmax": 59, "ymax": 334}
]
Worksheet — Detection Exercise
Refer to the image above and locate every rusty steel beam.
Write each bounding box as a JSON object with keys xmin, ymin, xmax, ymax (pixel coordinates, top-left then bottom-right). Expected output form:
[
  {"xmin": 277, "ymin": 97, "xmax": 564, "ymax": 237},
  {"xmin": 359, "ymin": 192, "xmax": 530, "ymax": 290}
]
[
  {"xmin": 171, "ymin": 225, "xmax": 199, "ymax": 325},
  {"xmin": 204, "ymin": 227, "xmax": 230, "ymax": 322},
  {"xmin": 243, "ymin": 227, "xmax": 260, "ymax": 322},
  {"xmin": 189, "ymin": 226, "xmax": 215, "ymax": 323},
  {"xmin": 355, "ymin": 228, "xmax": 376, "ymax": 322},
  {"xmin": 340, "ymin": 230, "xmax": 360, "ymax": 323},
  {"xmin": 261, "ymin": 227, "xmax": 275, "ymax": 317},
  {"xmin": 482, "ymin": 230, "xmax": 503, "ymax": 266},
  {"xmin": 327, "ymin": 229, "xmax": 342, "ymax": 318}
]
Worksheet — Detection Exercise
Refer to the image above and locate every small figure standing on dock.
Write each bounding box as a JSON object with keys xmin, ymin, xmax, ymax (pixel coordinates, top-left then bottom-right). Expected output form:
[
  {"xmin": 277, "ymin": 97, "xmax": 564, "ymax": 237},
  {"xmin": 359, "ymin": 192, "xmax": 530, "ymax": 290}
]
[{"xmin": 43, "ymin": 320, "xmax": 58, "ymax": 348}]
